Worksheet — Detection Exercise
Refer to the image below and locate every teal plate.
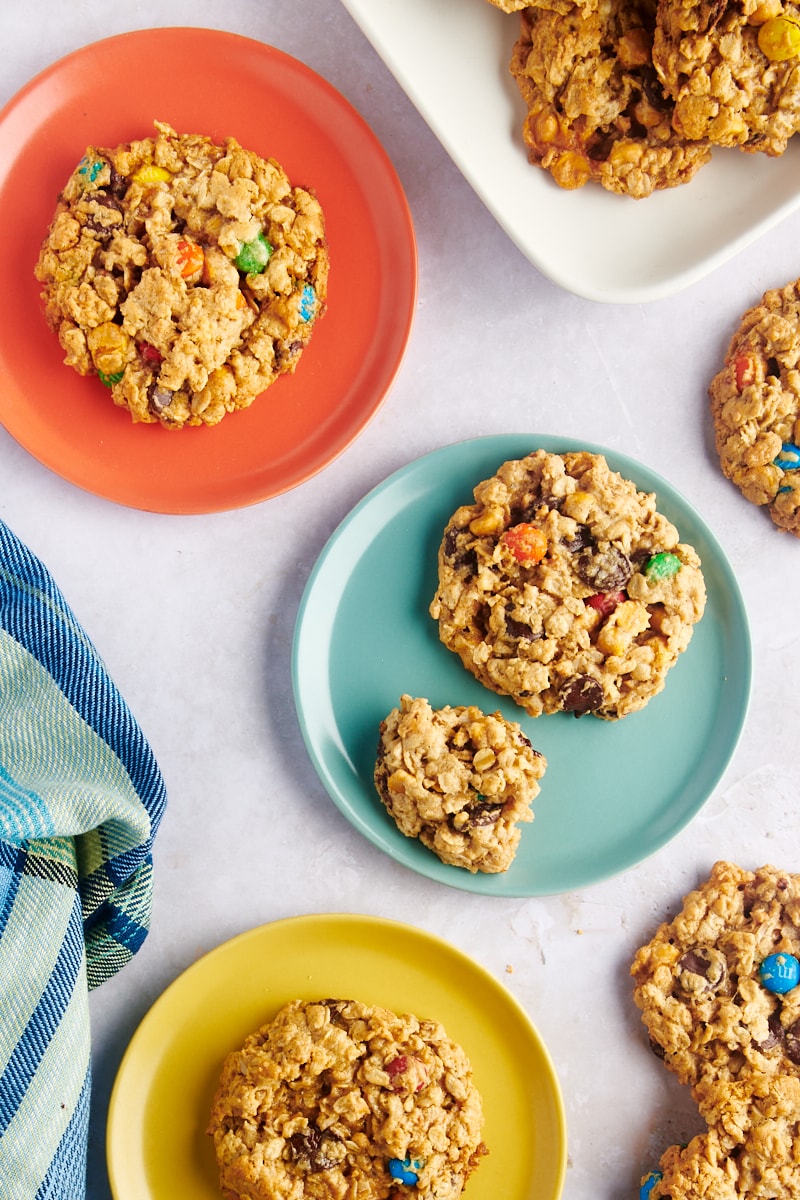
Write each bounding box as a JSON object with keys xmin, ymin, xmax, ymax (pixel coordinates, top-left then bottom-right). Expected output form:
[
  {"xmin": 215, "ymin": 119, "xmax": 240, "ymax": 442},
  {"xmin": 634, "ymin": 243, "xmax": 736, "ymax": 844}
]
[{"xmin": 291, "ymin": 435, "xmax": 752, "ymax": 896}]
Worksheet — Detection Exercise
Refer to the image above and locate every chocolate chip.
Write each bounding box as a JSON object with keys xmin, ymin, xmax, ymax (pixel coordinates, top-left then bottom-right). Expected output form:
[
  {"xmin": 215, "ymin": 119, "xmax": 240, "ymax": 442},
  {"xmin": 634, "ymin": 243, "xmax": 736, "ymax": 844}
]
[
  {"xmin": 677, "ymin": 947, "xmax": 727, "ymax": 992},
  {"xmin": 88, "ymin": 190, "xmax": 122, "ymax": 213},
  {"xmin": 322, "ymin": 1000, "xmax": 353, "ymax": 1029},
  {"xmin": 148, "ymin": 385, "xmax": 173, "ymax": 412},
  {"xmin": 679, "ymin": 950, "xmax": 711, "ymax": 977},
  {"xmin": 505, "ymin": 615, "xmax": 540, "ymax": 641},
  {"xmin": 785, "ymin": 1018, "xmax": 800, "ymax": 1065},
  {"xmin": 465, "ymin": 799, "xmax": 505, "ymax": 827},
  {"xmin": 562, "ymin": 525, "xmax": 594, "ymax": 553},
  {"xmin": 755, "ymin": 1011, "xmax": 784, "ymax": 1053},
  {"xmin": 704, "ymin": 0, "xmax": 729, "ymax": 31},
  {"xmin": 587, "ymin": 131, "xmax": 615, "ymax": 163},
  {"xmin": 513, "ymin": 492, "xmax": 562, "ymax": 522},
  {"xmin": 288, "ymin": 1126, "xmax": 341, "ymax": 1171},
  {"xmin": 109, "ymin": 167, "xmax": 128, "ymax": 197},
  {"xmin": 558, "ymin": 674, "xmax": 603, "ymax": 716},
  {"xmin": 640, "ymin": 65, "xmax": 671, "ymax": 112},
  {"xmin": 767, "ymin": 356, "xmax": 781, "ymax": 379},
  {"xmin": 576, "ymin": 546, "xmax": 633, "ymax": 592},
  {"xmin": 443, "ymin": 527, "xmax": 479, "ymax": 575}
]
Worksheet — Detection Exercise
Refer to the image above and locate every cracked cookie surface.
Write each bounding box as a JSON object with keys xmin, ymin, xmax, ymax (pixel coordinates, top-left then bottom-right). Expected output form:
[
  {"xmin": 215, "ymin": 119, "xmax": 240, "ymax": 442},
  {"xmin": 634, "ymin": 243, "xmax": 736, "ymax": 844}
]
[
  {"xmin": 207, "ymin": 998, "xmax": 487, "ymax": 1200},
  {"xmin": 429, "ymin": 449, "xmax": 706, "ymax": 721},
  {"xmin": 652, "ymin": 0, "xmax": 800, "ymax": 154},
  {"xmin": 509, "ymin": 0, "xmax": 712, "ymax": 197},
  {"xmin": 631, "ymin": 861, "xmax": 800, "ymax": 1199},
  {"xmin": 374, "ymin": 695, "xmax": 546, "ymax": 873},
  {"xmin": 34, "ymin": 120, "xmax": 328, "ymax": 429},
  {"xmin": 709, "ymin": 278, "xmax": 800, "ymax": 535}
]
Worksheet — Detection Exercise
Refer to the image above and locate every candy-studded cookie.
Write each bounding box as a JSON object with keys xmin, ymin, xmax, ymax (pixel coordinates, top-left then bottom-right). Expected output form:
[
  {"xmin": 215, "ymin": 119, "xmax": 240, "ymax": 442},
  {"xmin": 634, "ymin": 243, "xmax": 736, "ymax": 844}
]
[
  {"xmin": 631, "ymin": 861, "xmax": 800, "ymax": 1199},
  {"xmin": 709, "ymin": 279, "xmax": 800, "ymax": 536},
  {"xmin": 509, "ymin": 0, "xmax": 712, "ymax": 197},
  {"xmin": 374, "ymin": 695, "xmax": 546, "ymax": 873},
  {"xmin": 34, "ymin": 120, "xmax": 328, "ymax": 429},
  {"xmin": 207, "ymin": 998, "xmax": 487, "ymax": 1200},
  {"xmin": 653, "ymin": 0, "xmax": 800, "ymax": 154},
  {"xmin": 429, "ymin": 449, "xmax": 706, "ymax": 721}
]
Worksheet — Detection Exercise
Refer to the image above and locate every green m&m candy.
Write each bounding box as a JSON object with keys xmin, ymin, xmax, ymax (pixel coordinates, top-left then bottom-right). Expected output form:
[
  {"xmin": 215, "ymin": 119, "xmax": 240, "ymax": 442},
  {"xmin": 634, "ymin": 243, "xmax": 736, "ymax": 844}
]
[
  {"xmin": 235, "ymin": 232, "xmax": 273, "ymax": 274},
  {"xmin": 644, "ymin": 552, "xmax": 681, "ymax": 581}
]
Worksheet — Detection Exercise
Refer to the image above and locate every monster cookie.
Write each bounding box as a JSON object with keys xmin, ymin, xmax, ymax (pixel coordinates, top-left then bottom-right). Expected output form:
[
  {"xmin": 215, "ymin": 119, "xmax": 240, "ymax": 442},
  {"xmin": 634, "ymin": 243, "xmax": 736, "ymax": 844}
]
[
  {"xmin": 509, "ymin": 0, "xmax": 712, "ymax": 197},
  {"xmin": 429, "ymin": 449, "xmax": 706, "ymax": 721},
  {"xmin": 653, "ymin": 0, "xmax": 800, "ymax": 154},
  {"xmin": 709, "ymin": 279, "xmax": 800, "ymax": 536},
  {"xmin": 631, "ymin": 861, "xmax": 800, "ymax": 1199},
  {"xmin": 34, "ymin": 120, "xmax": 328, "ymax": 428},
  {"xmin": 374, "ymin": 695, "xmax": 546, "ymax": 873},
  {"xmin": 207, "ymin": 998, "xmax": 487, "ymax": 1200}
]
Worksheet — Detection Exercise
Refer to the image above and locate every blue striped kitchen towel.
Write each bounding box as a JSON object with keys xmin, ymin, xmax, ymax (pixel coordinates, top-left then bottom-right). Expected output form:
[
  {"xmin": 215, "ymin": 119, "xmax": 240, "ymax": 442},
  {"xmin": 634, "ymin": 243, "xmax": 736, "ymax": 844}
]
[{"xmin": 0, "ymin": 518, "xmax": 167, "ymax": 1199}]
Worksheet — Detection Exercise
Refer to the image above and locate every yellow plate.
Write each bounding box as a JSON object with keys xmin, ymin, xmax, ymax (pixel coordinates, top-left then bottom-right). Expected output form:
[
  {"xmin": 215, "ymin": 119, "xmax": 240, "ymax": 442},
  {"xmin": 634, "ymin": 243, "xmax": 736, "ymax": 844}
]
[{"xmin": 106, "ymin": 913, "xmax": 567, "ymax": 1199}]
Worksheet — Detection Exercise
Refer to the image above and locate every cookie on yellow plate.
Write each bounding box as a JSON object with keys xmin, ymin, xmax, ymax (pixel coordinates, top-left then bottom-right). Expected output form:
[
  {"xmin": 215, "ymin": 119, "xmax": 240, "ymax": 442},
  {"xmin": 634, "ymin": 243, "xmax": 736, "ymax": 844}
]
[{"xmin": 208, "ymin": 998, "xmax": 487, "ymax": 1200}]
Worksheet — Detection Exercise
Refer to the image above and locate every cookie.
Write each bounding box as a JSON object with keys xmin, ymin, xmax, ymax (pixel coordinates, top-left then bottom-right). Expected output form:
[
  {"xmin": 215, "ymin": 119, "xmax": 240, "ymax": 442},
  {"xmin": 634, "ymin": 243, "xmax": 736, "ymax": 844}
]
[
  {"xmin": 652, "ymin": 0, "xmax": 800, "ymax": 154},
  {"xmin": 709, "ymin": 279, "xmax": 800, "ymax": 535},
  {"xmin": 631, "ymin": 861, "xmax": 800, "ymax": 1199},
  {"xmin": 34, "ymin": 120, "xmax": 328, "ymax": 429},
  {"xmin": 374, "ymin": 694, "xmax": 546, "ymax": 873},
  {"xmin": 509, "ymin": 0, "xmax": 712, "ymax": 197},
  {"xmin": 429, "ymin": 449, "xmax": 706, "ymax": 721},
  {"xmin": 207, "ymin": 998, "xmax": 487, "ymax": 1200}
]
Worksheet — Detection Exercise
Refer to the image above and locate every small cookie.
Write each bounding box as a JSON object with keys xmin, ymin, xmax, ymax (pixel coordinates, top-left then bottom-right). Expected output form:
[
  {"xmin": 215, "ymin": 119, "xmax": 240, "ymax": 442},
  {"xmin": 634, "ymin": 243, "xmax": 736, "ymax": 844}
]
[
  {"xmin": 709, "ymin": 279, "xmax": 800, "ymax": 535},
  {"xmin": 653, "ymin": 0, "xmax": 800, "ymax": 154},
  {"xmin": 374, "ymin": 694, "xmax": 546, "ymax": 873},
  {"xmin": 509, "ymin": 0, "xmax": 712, "ymax": 197},
  {"xmin": 631, "ymin": 861, "xmax": 800, "ymax": 1199},
  {"xmin": 429, "ymin": 449, "xmax": 706, "ymax": 721},
  {"xmin": 34, "ymin": 120, "xmax": 328, "ymax": 428},
  {"xmin": 207, "ymin": 998, "xmax": 487, "ymax": 1200}
]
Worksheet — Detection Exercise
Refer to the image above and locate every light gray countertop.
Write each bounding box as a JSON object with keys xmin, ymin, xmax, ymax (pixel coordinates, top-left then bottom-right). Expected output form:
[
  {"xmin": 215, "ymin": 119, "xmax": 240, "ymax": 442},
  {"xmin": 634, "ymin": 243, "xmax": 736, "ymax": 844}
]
[{"xmin": 1, "ymin": 3, "xmax": 798, "ymax": 1198}]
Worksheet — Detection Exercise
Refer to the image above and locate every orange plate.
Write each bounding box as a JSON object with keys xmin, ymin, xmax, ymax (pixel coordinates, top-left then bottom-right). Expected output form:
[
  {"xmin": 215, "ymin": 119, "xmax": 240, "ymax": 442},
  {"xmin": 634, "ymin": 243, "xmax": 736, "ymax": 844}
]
[{"xmin": 0, "ymin": 28, "xmax": 417, "ymax": 513}]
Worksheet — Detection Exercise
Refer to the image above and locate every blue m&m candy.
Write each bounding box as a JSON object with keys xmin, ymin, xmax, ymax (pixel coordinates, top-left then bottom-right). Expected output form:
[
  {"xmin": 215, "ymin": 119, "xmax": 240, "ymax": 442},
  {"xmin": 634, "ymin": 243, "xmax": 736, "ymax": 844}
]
[
  {"xmin": 774, "ymin": 443, "xmax": 800, "ymax": 473},
  {"xmin": 299, "ymin": 284, "xmax": 316, "ymax": 322},
  {"xmin": 388, "ymin": 1157, "xmax": 423, "ymax": 1185},
  {"xmin": 640, "ymin": 1170, "xmax": 662, "ymax": 1199},
  {"xmin": 759, "ymin": 952, "xmax": 800, "ymax": 994}
]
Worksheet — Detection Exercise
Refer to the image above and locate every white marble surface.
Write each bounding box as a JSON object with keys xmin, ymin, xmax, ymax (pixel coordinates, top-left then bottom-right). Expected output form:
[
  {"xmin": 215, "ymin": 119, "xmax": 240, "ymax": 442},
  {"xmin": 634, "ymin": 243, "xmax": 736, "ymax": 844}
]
[{"xmin": 1, "ymin": 2, "xmax": 799, "ymax": 1198}]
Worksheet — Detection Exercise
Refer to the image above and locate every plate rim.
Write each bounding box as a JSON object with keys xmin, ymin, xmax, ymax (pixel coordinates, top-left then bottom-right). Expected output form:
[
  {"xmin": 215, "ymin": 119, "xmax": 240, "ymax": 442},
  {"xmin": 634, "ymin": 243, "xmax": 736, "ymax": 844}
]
[
  {"xmin": 105, "ymin": 910, "xmax": 568, "ymax": 1200},
  {"xmin": 291, "ymin": 433, "xmax": 753, "ymax": 897},
  {"xmin": 0, "ymin": 26, "xmax": 418, "ymax": 513}
]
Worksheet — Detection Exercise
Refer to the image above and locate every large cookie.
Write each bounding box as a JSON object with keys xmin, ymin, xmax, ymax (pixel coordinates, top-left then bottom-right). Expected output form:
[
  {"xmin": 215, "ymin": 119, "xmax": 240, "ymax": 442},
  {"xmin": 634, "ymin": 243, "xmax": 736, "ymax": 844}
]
[
  {"xmin": 374, "ymin": 694, "xmax": 546, "ymax": 873},
  {"xmin": 34, "ymin": 120, "xmax": 328, "ymax": 429},
  {"xmin": 653, "ymin": 0, "xmax": 800, "ymax": 154},
  {"xmin": 709, "ymin": 279, "xmax": 800, "ymax": 535},
  {"xmin": 207, "ymin": 998, "xmax": 487, "ymax": 1200},
  {"xmin": 429, "ymin": 449, "xmax": 706, "ymax": 721},
  {"xmin": 509, "ymin": 0, "xmax": 712, "ymax": 197},
  {"xmin": 631, "ymin": 861, "xmax": 800, "ymax": 1199}
]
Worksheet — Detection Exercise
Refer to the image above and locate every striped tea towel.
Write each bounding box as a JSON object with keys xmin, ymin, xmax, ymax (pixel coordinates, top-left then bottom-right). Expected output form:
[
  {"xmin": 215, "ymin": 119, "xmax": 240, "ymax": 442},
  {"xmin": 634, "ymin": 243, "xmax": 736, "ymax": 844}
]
[{"xmin": 0, "ymin": 518, "xmax": 167, "ymax": 1199}]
